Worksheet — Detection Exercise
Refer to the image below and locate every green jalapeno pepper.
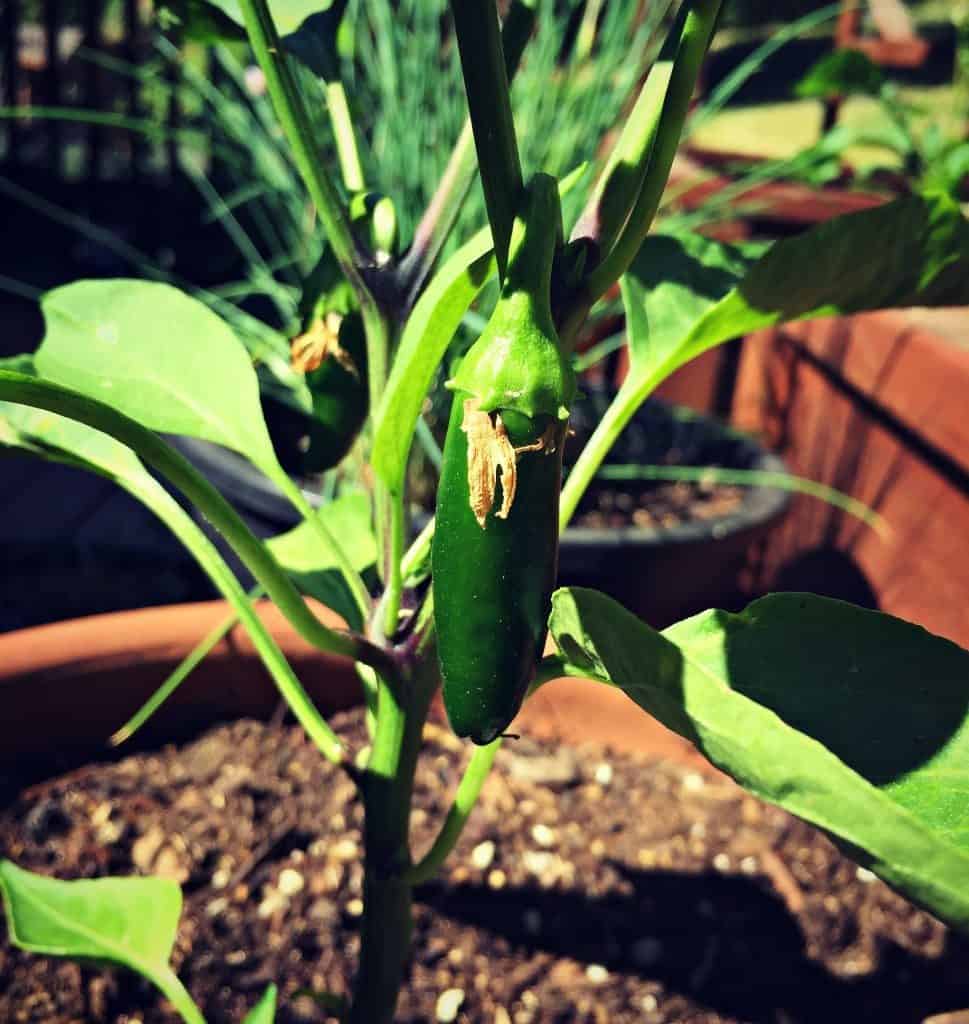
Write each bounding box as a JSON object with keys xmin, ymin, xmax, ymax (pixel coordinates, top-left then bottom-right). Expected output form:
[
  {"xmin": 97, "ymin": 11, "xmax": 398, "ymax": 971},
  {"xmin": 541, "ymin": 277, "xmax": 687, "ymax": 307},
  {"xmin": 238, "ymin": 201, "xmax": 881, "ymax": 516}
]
[
  {"xmin": 291, "ymin": 192, "xmax": 397, "ymax": 473},
  {"xmin": 432, "ymin": 174, "xmax": 575, "ymax": 744}
]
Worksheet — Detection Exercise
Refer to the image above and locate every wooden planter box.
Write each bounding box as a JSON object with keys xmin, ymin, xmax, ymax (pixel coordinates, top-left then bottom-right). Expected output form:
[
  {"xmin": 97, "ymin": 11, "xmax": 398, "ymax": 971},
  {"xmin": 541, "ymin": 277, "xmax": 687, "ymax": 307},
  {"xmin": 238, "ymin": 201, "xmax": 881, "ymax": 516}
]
[{"xmin": 730, "ymin": 308, "xmax": 969, "ymax": 649}]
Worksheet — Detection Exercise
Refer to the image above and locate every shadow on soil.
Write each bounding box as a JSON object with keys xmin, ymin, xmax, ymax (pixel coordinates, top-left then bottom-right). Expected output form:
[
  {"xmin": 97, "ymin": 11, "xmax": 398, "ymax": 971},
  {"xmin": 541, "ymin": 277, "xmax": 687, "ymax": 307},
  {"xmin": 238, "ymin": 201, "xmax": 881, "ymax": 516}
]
[{"xmin": 417, "ymin": 867, "xmax": 969, "ymax": 1022}]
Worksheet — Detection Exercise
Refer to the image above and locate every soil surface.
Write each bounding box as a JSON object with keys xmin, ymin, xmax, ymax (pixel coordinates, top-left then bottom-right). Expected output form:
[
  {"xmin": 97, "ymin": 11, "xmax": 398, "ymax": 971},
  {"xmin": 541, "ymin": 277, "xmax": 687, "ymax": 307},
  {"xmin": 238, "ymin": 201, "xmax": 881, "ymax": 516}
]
[
  {"xmin": 570, "ymin": 478, "xmax": 745, "ymax": 532},
  {"xmin": 2, "ymin": 711, "xmax": 967, "ymax": 1024}
]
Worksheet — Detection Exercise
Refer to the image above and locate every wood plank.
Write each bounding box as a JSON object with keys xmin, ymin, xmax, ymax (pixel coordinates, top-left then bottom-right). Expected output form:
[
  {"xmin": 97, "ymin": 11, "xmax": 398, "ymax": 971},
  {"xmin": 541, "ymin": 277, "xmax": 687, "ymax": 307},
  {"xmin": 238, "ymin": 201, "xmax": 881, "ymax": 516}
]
[
  {"xmin": 770, "ymin": 312, "xmax": 969, "ymax": 479},
  {"xmin": 733, "ymin": 316, "xmax": 969, "ymax": 649}
]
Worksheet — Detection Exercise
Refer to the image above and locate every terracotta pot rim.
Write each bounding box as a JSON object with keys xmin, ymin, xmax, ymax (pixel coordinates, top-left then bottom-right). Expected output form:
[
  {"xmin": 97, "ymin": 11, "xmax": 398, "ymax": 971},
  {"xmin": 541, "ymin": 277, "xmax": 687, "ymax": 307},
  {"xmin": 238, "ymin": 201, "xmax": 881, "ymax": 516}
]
[
  {"xmin": 0, "ymin": 599, "xmax": 361, "ymax": 768},
  {"xmin": 0, "ymin": 601, "xmax": 714, "ymax": 776}
]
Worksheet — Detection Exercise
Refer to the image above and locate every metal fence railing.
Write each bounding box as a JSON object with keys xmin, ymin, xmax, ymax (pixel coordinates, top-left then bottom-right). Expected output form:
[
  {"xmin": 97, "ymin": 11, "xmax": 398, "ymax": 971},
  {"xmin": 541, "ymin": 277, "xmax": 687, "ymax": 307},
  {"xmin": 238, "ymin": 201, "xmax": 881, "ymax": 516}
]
[{"xmin": 0, "ymin": 0, "xmax": 186, "ymax": 182}]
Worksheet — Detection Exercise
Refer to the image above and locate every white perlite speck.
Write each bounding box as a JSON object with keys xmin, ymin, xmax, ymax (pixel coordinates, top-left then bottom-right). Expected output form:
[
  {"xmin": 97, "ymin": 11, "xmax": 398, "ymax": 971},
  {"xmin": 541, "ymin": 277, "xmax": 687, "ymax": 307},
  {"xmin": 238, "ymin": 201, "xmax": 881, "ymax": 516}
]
[
  {"xmin": 436, "ymin": 988, "xmax": 465, "ymax": 1022},
  {"xmin": 471, "ymin": 840, "xmax": 496, "ymax": 870}
]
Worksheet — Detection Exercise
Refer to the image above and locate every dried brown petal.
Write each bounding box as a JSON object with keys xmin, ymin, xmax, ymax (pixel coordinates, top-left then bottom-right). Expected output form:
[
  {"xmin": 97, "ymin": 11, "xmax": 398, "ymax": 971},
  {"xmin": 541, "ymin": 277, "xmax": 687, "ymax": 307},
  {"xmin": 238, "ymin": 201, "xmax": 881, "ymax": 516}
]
[{"xmin": 460, "ymin": 398, "xmax": 551, "ymax": 528}]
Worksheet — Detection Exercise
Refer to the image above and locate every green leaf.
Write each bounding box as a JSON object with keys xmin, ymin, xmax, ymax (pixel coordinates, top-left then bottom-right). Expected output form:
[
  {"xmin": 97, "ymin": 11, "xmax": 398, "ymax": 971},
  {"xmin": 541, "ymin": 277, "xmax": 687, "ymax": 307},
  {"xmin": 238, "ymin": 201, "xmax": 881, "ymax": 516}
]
[
  {"xmin": 34, "ymin": 280, "xmax": 279, "ymax": 476},
  {"xmin": 0, "ymin": 861, "xmax": 203, "ymax": 1024},
  {"xmin": 0, "ymin": 369, "xmax": 351, "ymax": 761},
  {"xmin": 243, "ymin": 984, "xmax": 278, "ymax": 1024},
  {"xmin": 795, "ymin": 49, "xmax": 886, "ymax": 100},
  {"xmin": 267, "ymin": 490, "xmax": 376, "ymax": 631},
  {"xmin": 549, "ymin": 588, "xmax": 969, "ymax": 930},
  {"xmin": 33, "ymin": 281, "xmax": 369, "ymax": 613},
  {"xmin": 620, "ymin": 233, "xmax": 763, "ymax": 377},
  {"xmin": 623, "ymin": 192, "xmax": 969, "ymax": 386},
  {"xmin": 161, "ymin": 0, "xmax": 351, "ymax": 77},
  {"xmin": 283, "ymin": 2, "xmax": 351, "ymax": 80},
  {"xmin": 371, "ymin": 228, "xmax": 496, "ymax": 495},
  {"xmin": 922, "ymin": 141, "xmax": 969, "ymax": 199},
  {"xmin": 0, "ymin": 860, "xmax": 181, "ymax": 967}
]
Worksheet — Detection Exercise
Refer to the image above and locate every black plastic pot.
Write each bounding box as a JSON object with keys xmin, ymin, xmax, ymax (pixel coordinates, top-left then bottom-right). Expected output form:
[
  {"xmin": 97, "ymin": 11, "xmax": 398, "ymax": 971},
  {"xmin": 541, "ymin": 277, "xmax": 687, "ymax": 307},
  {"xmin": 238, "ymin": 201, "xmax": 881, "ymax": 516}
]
[
  {"xmin": 557, "ymin": 390, "xmax": 791, "ymax": 626},
  {"xmin": 173, "ymin": 393, "xmax": 790, "ymax": 627}
]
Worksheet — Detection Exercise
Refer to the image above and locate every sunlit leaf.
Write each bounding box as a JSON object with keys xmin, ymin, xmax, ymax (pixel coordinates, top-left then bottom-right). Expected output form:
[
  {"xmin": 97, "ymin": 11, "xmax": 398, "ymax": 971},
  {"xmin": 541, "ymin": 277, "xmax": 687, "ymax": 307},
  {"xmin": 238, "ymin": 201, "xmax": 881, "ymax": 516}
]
[
  {"xmin": 622, "ymin": 192, "xmax": 969, "ymax": 388},
  {"xmin": 549, "ymin": 588, "xmax": 969, "ymax": 930},
  {"xmin": 35, "ymin": 280, "xmax": 279, "ymax": 476},
  {"xmin": 267, "ymin": 490, "xmax": 376, "ymax": 630}
]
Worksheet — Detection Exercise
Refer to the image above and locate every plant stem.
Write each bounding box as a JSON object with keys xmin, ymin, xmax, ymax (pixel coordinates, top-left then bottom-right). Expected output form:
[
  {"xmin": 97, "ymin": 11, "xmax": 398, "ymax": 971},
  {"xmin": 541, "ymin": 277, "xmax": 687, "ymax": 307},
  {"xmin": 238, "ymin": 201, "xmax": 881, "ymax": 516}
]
[
  {"xmin": 125, "ymin": 479, "xmax": 346, "ymax": 763},
  {"xmin": 405, "ymin": 656, "xmax": 567, "ymax": 883},
  {"xmin": 109, "ymin": 586, "xmax": 264, "ymax": 747},
  {"xmin": 362, "ymin": 305, "xmax": 400, "ymax": 629},
  {"xmin": 574, "ymin": 0, "xmax": 606, "ymax": 62},
  {"xmin": 326, "ymin": 79, "xmax": 365, "ymax": 193},
  {"xmin": 400, "ymin": 0, "xmax": 536, "ymax": 302},
  {"xmin": 559, "ymin": 374, "xmax": 661, "ymax": 529},
  {"xmin": 155, "ymin": 967, "xmax": 207, "ymax": 1024},
  {"xmin": 349, "ymin": 660, "xmax": 438, "ymax": 1024},
  {"xmin": 401, "ymin": 119, "xmax": 477, "ymax": 303},
  {"xmin": 0, "ymin": 371, "xmax": 394, "ymax": 679},
  {"xmin": 380, "ymin": 495, "xmax": 406, "ymax": 639},
  {"xmin": 449, "ymin": 0, "xmax": 525, "ymax": 279},
  {"xmin": 584, "ymin": 0, "xmax": 722, "ymax": 302},
  {"xmin": 408, "ymin": 738, "xmax": 500, "ymax": 884},
  {"xmin": 401, "ymin": 517, "xmax": 435, "ymax": 580}
]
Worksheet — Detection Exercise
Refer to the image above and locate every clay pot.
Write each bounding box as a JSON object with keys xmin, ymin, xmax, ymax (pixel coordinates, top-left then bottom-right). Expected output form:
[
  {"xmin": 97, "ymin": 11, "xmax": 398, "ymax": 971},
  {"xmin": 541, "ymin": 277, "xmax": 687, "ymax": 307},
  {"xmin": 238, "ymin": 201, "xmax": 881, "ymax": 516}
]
[
  {"xmin": 0, "ymin": 600, "xmax": 713, "ymax": 776},
  {"xmin": 0, "ymin": 600, "xmax": 360, "ymax": 768}
]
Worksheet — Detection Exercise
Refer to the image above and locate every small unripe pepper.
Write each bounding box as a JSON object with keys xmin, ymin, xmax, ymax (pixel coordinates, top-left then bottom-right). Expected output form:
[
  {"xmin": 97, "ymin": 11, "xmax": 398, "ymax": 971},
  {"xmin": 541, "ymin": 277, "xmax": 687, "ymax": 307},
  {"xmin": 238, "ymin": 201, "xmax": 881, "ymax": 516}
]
[
  {"xmin": 290, "ymin": 192, "xmax": 397, "ymax": 473},
  {"xmin": 432, "ymin": 174, "xmax": 575, "ymax": 744}
]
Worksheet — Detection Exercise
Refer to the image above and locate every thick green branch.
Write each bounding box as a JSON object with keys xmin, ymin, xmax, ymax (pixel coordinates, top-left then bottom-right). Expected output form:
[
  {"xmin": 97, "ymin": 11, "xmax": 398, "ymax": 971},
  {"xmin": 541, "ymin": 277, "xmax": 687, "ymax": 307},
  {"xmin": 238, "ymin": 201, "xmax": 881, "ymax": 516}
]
[
  {"xmin": 349, "ymin": 661, "xmax": 438, "ymax": 1023},
  {"xmin": 401, "ymin": 0, "xmax": 537, "ymax": 302},
  {"xmin": 449, "ymin": 0, "xmax": 525, "ymax": 279}
]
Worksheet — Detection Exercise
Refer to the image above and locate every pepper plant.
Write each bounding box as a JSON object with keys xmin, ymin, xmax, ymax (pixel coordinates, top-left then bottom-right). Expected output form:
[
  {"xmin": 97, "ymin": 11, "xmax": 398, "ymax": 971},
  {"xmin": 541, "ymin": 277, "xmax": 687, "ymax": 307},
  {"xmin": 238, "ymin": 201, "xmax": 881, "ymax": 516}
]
[{"xmin": 3, "ymin": 2, "xmax": 969, "ymax": 1022}]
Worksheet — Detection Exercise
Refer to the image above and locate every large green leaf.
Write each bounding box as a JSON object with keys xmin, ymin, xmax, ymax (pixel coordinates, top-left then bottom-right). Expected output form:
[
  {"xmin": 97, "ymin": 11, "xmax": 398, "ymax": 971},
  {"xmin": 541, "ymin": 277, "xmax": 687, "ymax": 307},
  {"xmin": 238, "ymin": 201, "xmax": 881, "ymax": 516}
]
[
  {"xmin": 267, "ymin": 490, "xmax": 377, "ymax": 630},
  {"xmin": 371, "ymin": 228, "xmax": 496, "ymax": 495},
  {"xmin": 0, "ymin": 861, "xmax": 203, "ymax": 1023},
  {"xmin": 34, "ymin": 280, "xmax": 279, "ymax": 476},
  {"xmin": 620, "ymin": 233, "xmax": 763, "ymax": 378},
  {"xmin": 548, "ymin": 588, "xmax": 969, "ymax": 930},
  {"xmin": 0, "ymin": 861, "xmax": 180, "ymax": 968},
  {"xmin": 33, "ymin": 281, "xmax": 367, "ymax": 610},
  {"xmin": 0, "ymin": 367, "xmax": 348, "ymax": 761},
  {"xmin": 622, "ymin": 192, "xmax": 969, "ymax": 387}
]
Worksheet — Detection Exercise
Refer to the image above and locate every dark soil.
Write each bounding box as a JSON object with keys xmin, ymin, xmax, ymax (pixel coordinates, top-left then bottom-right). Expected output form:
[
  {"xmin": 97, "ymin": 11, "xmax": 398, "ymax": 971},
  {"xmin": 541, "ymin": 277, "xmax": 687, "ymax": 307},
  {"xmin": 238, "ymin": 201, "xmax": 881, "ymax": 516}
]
[
  {"xmin": 2, "ymin": 712, "xmax": 967, "ymax": 1024},
  {"xmin": 570, "ymin": 478, "xmax": 745, "ymax": 532}
]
